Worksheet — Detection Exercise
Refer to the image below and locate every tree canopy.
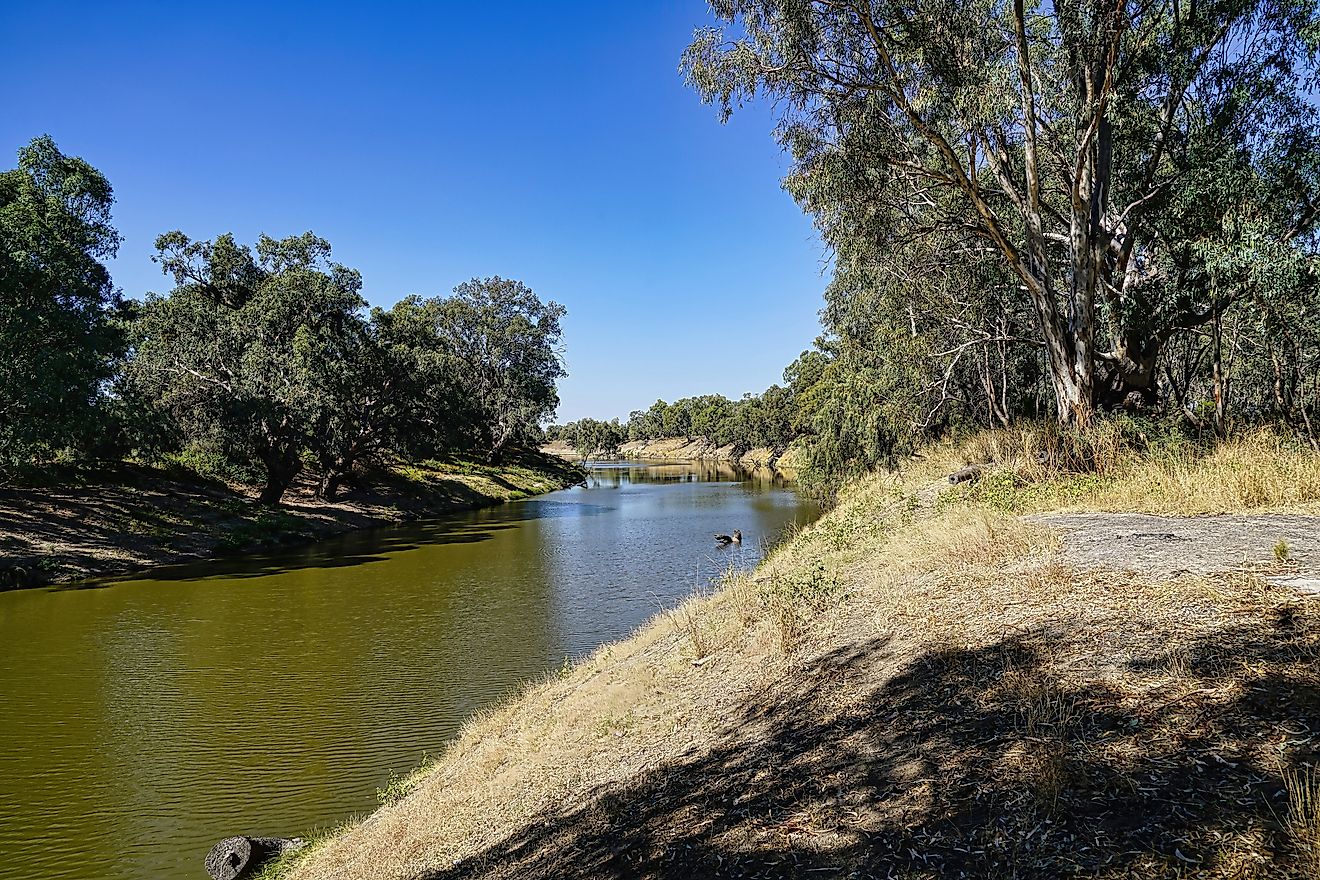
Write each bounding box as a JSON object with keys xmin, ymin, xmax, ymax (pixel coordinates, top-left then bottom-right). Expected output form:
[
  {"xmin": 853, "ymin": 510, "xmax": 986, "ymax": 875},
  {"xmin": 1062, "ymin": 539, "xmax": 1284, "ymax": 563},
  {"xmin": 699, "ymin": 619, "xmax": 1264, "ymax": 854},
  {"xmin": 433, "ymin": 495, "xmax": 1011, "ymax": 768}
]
[
  {"xmin": 0, "ymin": 136, "xmax": 574, "ymax": 502},
  {"xmin": 119, "ymin": 246, "xmax": 568, "ymax": 504},
  {"xmin": 425, "ymin": 277, "xmax": 566, "ymax": 462},
  {"xmin": 0, "ymin": 136, "xmax": 122, "ymax": 475},
  {"xmin": 684, "ymin": 0, "xmax": 1320, "ymax": 428},
  {"xmin": 122, "ymin": 231, "xmax": 370, "ymax": 503}
]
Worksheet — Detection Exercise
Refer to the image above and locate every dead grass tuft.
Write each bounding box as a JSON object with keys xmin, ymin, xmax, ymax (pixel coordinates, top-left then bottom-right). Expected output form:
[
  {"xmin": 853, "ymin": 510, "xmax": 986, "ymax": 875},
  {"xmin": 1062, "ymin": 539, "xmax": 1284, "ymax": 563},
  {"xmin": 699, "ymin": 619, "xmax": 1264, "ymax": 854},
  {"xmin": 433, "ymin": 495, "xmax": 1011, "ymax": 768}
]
[
  {"xmin": 670, "ymin": 593, "xmax": 718, "ymax": 660},
  {"xmin": 1287, "ymin": 765, "xmax": 1320, "ymax": 876}
]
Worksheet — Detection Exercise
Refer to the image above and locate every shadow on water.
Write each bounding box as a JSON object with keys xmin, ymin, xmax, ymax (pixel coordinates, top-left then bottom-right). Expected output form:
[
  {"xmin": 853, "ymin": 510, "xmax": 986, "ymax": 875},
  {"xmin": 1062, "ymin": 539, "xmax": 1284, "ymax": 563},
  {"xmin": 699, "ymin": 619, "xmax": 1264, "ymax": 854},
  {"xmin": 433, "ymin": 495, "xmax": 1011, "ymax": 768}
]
[
  {"xmin": 420, "ymin": 611, "xmax": 1320, "ymax": 879},
  {"xmin": 52, "ymin": 500, "xmax": 622, "ymax": 588},
  {"xmin": 51, "ymin": 460, "xmax": 799, "ymax": 590}
]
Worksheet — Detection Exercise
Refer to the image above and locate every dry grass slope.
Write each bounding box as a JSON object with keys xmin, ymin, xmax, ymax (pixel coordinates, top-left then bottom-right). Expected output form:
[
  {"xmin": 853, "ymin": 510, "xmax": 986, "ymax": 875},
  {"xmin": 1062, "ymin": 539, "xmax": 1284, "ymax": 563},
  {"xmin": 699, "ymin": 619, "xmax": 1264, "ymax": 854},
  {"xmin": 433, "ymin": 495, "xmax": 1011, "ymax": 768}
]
[{"xmin": 271, "ymin": 429, "xmax": 1320, "ymax": 880}]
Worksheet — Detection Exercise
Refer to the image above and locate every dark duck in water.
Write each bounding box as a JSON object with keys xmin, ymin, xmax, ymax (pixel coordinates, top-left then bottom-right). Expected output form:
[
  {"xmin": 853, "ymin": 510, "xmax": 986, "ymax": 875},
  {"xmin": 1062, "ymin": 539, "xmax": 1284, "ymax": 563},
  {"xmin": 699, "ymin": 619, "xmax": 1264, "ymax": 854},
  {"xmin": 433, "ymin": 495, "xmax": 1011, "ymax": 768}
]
[{"xmin": 714, "ymin": 529, "xmax": 742, "ymax": 545}]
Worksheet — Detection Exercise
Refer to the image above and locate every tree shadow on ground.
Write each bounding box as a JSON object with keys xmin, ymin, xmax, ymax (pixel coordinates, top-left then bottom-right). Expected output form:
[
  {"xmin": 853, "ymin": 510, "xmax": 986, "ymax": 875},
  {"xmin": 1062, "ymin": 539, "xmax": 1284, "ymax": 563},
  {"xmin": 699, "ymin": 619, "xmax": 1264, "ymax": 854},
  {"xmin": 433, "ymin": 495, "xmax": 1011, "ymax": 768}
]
[
  {"xmin": 422, "ymin": 606, "xmax": 1320, "ymax": 879},
  {"xmin": 0, "ymin": 450, "xmax": 588, "ymax": 588}
]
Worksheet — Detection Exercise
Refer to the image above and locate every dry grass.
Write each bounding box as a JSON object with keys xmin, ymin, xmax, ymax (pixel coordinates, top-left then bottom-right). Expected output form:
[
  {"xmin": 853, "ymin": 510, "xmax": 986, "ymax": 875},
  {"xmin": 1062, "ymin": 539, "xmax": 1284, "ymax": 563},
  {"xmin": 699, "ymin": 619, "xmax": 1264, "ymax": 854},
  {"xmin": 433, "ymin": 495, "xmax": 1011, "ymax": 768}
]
[
  {"xmin": 670, "ymin": 591, "xmax": 720, "ymax": 660},
  {"xmin": 891, "ymin": 424, "xmax": 1320, "ymax": 515},
  {"xmin": 274, "ymin": 427, "xmax": 1320, "ymax": 880},
  {"xmin": 1091, "ymin": 432, "xmax": 1320, "ymax": 513},
  {"xmin": 1287, "ymin": 766, "xmax": 1320, "ymax": 877}
]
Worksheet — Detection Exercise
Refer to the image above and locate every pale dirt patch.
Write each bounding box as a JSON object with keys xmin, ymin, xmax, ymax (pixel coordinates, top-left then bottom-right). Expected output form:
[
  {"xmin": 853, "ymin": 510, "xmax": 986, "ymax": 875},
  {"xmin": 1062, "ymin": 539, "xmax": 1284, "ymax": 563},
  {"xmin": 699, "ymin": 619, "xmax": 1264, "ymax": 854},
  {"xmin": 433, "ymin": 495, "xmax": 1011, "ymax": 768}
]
[{"xmin": 1030, "ymin": 512, "xmax": 1320, "ymax": 578}]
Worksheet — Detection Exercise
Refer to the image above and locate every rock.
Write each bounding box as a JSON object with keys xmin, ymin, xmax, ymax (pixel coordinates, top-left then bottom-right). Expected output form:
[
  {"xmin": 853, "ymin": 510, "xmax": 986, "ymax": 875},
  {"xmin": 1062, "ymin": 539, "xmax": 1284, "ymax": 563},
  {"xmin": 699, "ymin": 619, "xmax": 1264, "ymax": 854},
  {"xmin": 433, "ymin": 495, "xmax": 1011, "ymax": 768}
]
[{"xmin": 948, "ymin": 465, "xmax": 983, "ymax": 485}]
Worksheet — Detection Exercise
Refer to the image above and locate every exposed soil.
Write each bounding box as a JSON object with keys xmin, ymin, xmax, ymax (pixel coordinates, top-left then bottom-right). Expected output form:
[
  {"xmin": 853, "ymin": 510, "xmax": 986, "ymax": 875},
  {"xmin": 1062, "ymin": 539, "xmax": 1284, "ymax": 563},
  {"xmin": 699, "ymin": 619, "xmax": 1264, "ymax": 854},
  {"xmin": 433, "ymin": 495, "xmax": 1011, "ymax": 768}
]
[
  {"xmin": 0, "ymin": 452, "xmax": 582, "ymax": 589},
  {"xmin": 1032, "ymin": 512, "xmax": 1320, "ymax": 593}
]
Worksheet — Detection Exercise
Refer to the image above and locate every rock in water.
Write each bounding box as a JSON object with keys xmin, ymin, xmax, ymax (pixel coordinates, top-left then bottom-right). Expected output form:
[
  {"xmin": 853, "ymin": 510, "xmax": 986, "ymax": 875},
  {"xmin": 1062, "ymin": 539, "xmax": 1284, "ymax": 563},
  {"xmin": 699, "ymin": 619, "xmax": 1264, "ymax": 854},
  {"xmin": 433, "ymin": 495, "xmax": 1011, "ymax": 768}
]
[{"xmin": 204, "ymin": 836, "xmax": 304, "ymax": 880}]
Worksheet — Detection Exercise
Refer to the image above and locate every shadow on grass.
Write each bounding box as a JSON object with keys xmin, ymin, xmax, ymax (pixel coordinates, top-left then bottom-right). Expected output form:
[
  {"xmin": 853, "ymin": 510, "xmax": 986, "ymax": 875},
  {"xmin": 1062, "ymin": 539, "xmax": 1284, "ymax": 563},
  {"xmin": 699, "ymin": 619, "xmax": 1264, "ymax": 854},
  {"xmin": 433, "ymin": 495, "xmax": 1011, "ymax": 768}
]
[{"xmin": 422, "ymin": 610, "xmax": 1320, "ymax": 879}]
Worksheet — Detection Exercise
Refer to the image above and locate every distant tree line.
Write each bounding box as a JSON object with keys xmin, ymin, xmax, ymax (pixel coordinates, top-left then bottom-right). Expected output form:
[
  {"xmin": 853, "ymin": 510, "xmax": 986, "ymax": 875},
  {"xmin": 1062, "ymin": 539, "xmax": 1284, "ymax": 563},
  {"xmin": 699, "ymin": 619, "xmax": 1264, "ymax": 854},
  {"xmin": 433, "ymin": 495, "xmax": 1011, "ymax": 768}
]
[
  {"xmin": 548, "ymin": 385, "xmax": 798, "ymax": 459},
  {"xmin": 678, "ymin": 0, "xmax": 1320, "ymax": 491},
  {"xmin": 0, "ymin": 136, "xmax": 565, "ymax": 504}
]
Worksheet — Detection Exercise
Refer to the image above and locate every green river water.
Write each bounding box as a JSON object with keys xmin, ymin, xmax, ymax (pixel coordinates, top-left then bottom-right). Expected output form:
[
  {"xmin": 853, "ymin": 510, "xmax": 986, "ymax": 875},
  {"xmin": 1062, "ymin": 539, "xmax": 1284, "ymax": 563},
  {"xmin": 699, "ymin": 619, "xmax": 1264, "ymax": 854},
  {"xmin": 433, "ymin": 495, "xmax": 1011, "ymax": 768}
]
[{"xmin": 0, "ymin": 460, "xmax": 819, "ymax": 880}]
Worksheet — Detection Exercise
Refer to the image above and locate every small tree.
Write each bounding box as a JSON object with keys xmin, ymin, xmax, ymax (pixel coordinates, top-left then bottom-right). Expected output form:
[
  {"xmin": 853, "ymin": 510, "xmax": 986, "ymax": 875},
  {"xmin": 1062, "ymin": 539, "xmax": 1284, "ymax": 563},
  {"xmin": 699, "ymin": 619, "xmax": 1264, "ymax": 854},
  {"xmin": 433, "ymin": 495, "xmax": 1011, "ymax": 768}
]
[{"xmin": 565, "ymin": 417, "xmax": 626, "ymax": 458}]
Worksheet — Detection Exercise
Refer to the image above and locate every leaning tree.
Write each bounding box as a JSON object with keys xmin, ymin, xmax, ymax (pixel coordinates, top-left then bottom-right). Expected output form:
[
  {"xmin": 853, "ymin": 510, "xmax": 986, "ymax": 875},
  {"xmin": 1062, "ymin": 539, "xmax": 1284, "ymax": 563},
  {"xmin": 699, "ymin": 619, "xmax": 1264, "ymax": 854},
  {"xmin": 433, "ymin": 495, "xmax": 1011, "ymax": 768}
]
[{"xmin": 684, "ymin": 0, "xmax": 1320, "ymax": 425}]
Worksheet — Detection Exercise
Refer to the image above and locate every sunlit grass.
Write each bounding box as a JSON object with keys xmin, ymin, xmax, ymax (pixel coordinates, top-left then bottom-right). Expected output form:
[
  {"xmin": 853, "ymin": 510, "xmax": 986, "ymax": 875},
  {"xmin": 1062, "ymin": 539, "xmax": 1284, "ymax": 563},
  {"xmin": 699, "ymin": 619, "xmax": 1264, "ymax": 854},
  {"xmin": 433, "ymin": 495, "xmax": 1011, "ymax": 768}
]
[
  {"xmin": 907, "ymin": 424, "xmax": 1320, "ymax": 515},
  {"xmin": 275, "ymin": 424, "xmax": 1320, "ymax": 880}
]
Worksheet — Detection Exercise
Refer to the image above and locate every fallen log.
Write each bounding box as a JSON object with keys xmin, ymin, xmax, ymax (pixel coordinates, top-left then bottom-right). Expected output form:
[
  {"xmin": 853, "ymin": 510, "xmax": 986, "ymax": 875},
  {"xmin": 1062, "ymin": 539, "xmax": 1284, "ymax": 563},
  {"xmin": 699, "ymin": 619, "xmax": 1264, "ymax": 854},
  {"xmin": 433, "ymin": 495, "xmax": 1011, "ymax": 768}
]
[{"xmin": 204, "ymin": 836, "xmax": 304, "ymax": 880}]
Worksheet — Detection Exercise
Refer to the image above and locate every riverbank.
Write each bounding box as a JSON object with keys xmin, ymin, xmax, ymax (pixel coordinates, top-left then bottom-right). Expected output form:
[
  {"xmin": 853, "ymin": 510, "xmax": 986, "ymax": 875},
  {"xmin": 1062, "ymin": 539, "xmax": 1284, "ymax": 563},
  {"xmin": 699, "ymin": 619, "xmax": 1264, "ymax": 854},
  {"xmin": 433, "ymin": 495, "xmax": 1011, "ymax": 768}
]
[
  {"xmin": 274, "ymin": 427, "xmax": 1320, "ymax": 879},
  {"xmin": 0, "ymin": 451, "xmax": 583, "ymax": 589},
  {"xmin": 541, "ymin": 437, "xmax": 806, "ymax": 471}
]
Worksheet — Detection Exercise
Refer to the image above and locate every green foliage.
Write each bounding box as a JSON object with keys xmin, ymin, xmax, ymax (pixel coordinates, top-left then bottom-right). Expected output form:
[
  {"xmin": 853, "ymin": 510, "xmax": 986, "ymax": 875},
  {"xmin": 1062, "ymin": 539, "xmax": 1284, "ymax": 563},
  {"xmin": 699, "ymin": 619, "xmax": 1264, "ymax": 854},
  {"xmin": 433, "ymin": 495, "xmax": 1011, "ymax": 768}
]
[
  {"xmin": 0, "ymin": 136, "xmax": 123, "ymax": 478},
  {"xmin": 108, "ymin": 226, "xmax": 568, "ymax": 504},
  {"xmin": 427, "ymin": 277, "xmax": 566, "ymax": 462},
  {"xmin": 558, "ymin": 417, "xmax": 626, "ymax": 458},
  {"xmin": 677, "ymin": 0, "xmax": 1320, "ymax": 491},
  {"xmin": 121, "ymin": 231, "xmax": 368, "ymax": 504},
  {"xmin": 0, "ymin": 130, "xmax": 574, "ymax": 501},
  {"xmin": 619, "ymin": 386, "xmax": 801, "ymax": 455}
]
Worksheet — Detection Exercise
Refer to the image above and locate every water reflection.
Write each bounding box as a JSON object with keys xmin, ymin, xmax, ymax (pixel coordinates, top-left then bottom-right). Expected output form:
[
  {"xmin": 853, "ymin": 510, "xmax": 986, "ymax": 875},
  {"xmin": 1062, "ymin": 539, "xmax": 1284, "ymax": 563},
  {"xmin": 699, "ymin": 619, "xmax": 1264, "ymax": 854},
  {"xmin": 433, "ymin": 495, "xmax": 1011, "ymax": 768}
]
[{"xmin": 0, "ymin": 461, "xmax": 819, "ymax": 880}]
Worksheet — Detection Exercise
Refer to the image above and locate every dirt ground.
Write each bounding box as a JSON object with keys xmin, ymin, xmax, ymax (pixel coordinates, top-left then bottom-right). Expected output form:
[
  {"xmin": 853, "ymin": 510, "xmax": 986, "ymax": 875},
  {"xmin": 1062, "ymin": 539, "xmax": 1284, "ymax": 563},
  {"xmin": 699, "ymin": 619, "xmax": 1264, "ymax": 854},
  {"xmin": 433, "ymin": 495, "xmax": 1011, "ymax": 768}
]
[
  {"xmin": 0, "ymin": 453, "xmax": 581, "ymax": 589},
  {"xmin": 1032, "ymin": 512, "xmax": 1320, "ymax": 592}
]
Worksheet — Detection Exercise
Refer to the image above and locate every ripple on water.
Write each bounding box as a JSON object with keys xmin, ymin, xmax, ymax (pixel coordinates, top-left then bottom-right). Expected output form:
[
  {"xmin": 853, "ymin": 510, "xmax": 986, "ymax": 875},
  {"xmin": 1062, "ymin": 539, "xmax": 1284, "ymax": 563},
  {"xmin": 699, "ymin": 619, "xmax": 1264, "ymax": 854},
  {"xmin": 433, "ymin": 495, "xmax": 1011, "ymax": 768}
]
[{"xmin": 0, "ymin": 462, "xmax": 819, "ymax": 880}]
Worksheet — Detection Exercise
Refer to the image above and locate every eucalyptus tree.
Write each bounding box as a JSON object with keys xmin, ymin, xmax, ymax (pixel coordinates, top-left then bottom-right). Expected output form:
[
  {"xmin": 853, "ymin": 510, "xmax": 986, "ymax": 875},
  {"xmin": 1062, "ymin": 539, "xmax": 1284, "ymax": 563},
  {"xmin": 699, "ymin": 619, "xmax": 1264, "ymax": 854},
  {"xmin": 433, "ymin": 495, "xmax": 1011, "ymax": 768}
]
[
  {"xmin": 684, "ymin": 0, "xmax": 1320, "ymax": 425},
  {"xmin": 365, "ymin": 295, "xmax": 473, "ymax": 459},
  {"xmin": 689, "ymin": 394, "xmax": 737, "ymax": 445},
  {"xmin": 124, "ymin": 231, "xmax": 367, "ymax": 504},
  {"xmin": 428, "ymin": 277, "xmax": 566, "ymax": 462},
  {"xmin": 562, "ymin": 417, "xmax": 627, "ymax": 457},
  {"xmin": 0, "ymin": 136, "xmax": 122, "ymax": 474},
  {"xmin": 305, "ymin": 308, "xmax": 435, "ymax": 500}
]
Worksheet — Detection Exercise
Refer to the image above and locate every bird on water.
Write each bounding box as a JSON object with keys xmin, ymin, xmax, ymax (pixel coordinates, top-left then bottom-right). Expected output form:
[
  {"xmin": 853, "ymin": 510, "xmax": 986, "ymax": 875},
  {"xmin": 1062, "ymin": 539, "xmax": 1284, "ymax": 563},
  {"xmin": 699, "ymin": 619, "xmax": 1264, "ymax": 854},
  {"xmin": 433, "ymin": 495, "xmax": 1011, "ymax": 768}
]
[{"xmin": 714, "ymin": 529, "xmax": 742, "ymax": 545}]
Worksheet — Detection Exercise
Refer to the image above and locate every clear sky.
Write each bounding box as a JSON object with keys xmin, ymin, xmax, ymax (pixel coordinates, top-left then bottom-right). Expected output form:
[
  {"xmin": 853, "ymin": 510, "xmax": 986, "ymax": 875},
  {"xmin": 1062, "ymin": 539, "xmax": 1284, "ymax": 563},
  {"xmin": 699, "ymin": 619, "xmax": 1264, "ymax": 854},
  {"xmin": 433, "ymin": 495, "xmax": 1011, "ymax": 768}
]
[{"xmin": 0, "ymin": 1, "xmax": 826, "ymax": 422}]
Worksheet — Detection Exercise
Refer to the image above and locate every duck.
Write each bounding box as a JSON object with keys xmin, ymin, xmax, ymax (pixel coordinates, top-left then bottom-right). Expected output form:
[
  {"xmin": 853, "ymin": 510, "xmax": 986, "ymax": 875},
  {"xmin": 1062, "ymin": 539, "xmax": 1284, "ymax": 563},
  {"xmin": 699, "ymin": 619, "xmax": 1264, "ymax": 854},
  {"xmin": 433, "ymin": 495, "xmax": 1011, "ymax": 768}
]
[{"xmin": 714, "ymin": 529, "xmax": 742, "ymax": 545}]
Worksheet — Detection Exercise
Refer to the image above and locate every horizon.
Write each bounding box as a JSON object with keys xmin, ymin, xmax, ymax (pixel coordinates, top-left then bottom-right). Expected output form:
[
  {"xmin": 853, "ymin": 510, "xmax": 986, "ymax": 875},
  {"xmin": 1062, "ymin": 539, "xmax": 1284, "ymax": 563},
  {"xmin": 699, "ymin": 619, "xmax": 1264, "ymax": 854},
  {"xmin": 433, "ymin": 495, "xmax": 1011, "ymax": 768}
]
[{"xmin": 0, "ymin": 1, "xmax": 828, "ymax": 423}]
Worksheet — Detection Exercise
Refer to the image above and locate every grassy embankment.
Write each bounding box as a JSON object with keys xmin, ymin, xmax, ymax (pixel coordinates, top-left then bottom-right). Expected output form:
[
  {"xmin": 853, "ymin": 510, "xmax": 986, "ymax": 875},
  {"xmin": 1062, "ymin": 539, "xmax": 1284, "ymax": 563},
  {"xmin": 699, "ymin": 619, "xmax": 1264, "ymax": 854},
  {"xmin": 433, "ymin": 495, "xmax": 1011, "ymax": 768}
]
[
  {"xmin": 0, "ymin": 450, "xmax": 583, "ymax": 588},
  {"xmin": 277, "ymin": 426, "xmax": 1320, "ymax": 879}
]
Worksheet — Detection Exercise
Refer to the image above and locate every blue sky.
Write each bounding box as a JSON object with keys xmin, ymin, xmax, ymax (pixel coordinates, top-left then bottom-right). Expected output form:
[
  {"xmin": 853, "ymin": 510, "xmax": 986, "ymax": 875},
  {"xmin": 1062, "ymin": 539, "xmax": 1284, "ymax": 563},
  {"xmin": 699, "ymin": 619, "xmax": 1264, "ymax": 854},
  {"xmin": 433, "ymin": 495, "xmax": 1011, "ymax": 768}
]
[{"xmin": 0, "ymin": 2, "xmax": 826, "ymax": 422}]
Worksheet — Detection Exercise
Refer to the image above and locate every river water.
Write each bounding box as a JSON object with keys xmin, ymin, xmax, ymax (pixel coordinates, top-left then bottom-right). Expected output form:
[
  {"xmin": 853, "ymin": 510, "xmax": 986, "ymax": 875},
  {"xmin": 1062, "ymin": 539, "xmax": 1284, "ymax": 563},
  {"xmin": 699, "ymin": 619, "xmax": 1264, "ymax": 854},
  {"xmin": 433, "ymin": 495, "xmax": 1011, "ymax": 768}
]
[{"xmin": 0, "ymin": 461, "xmax": 818, "ymax": 880}]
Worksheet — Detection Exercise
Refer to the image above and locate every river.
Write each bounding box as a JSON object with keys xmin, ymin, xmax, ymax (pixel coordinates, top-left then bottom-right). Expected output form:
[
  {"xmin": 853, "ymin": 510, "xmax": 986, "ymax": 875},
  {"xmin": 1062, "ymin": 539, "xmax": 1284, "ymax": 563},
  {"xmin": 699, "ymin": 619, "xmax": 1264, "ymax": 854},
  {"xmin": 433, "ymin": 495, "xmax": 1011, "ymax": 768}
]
[{"xmin": 0, "ymin": 460, "xmax": 819, "ymax": 880}]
